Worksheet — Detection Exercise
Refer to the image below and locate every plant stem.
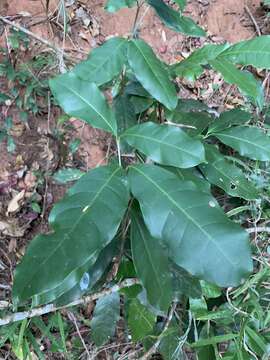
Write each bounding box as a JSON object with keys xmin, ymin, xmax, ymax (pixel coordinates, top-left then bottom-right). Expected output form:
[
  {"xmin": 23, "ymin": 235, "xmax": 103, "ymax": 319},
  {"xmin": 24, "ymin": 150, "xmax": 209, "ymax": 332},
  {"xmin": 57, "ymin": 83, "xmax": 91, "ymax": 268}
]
[
  {"xmin": 138, "ymin": 301, "xmax": 177, "ymax": 359},
  {"xmin": 0, "ymin": 279, "xmax": 139, "ymax": 326},
  {"xmin": 116, "ymin": 138, "xmax": 122, "ymax": 167},
  {"xmin": 132, "ymin": 1, "xmax": 142, "ymax": 37}
]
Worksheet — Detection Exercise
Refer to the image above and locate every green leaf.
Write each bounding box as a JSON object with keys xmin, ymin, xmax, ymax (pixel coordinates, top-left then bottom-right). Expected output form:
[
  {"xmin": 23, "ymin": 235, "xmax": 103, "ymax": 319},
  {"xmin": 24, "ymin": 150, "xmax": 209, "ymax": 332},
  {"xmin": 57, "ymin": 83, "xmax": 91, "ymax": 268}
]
[
  {"xmin": 129, "ymin": 96, "xmax": 154, "ymax": 114},
  {"xmin": 172, "ymin": 264, "xmax": 202, "ymax": 299},
  {"xmin": 114, "ymin": 94, "xmax": 137, "ymax": 135},
  {"xmin": 128, "ymin": 298, "xmax": 156, "ymax": 341},
  {"xmin": 128, "ymin": 164, "xmax": 253, "ymax": 286},
  {"xmin": 90, "ymin": 293, "xmax": 120, "ymax": 346},
  {"xmin": 199, "ymin": 145, "xmax": 259, "ymax": 200},
  {"xmin": 122, "ymin": 122, "xmax": 205, "ymax": 168},
  {"xmin": 200, "ymin": 280, "xmax": 221, "ymax": 299},
  {"xmin": 208, "ymin": 109, "xmax": 251, "ymax": 133},
  {"xmin": 172, "ymin": 43, "xmax": 229, "ymax": 79},
  {"xmin": 55, "ymin": 240, "xmax": 118, "ymax": 306},
  {"xmin": 13, "ymin": 165, "xmax": 129, "ymax": 305},
  {"xmin": 165, "ymin": 108, "xmax": 213, "ymax": 136},
  {"xmin": 147, "ymin": 0, "xmax": 205, "ymax": 36},
  {"xmin": 165, "ymin": 166, "xmax": 210, "ymax": 193},
  {"xmin": 131, "ymin": 209, "xmax": 173, "ymax": 311},
  {"xmin": 125, "ymin": 81, "xmax": 152, "ymax": 98},
  {"xmin": 174, "ymin": 0, "xmax": 186, "ymax": 11},
  {"xmin": 245, "ymin": 326, "xmax": 268, "ymax": 357},
  {"xmin": 49, "ymin": 73, "xmax": 117, "ymax": 135},
  {"xmin": 127, "ymin": 39, "xmax": 177, "ymax": 110},
  {"xmin": 209, "ymin": 59, "xmax": 264, "ymax": 108},
  {"xmin": 158, "ymin": 323, "xmax": 182, "ymax": 360},
  {"xmin": 214, "ymin": 126, "xmax": 270, "ymax": 161},
  {"xmin": 218, "ymin": 35, "xmax": 270, "ymax": 69},
  {"xmin": 53, "ymin": 168, "xmax": 85, "ymax": 184},
  {"xmin": 105, "ymin": 0, "xmax": 136, "ymax": 12},
  {"xmin": 72, "ymin": 37, "xmax": 127, "ymax": 85}
]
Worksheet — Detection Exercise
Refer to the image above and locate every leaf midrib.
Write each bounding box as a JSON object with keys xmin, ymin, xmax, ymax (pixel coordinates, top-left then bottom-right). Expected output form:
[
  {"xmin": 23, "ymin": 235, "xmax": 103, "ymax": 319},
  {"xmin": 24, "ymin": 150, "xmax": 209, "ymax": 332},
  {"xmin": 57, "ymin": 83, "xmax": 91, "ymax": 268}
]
[
  {"xmin": 215, "ymin": 129, "xmax": 270, "ymax": 153},
  {"xmin": 129, "ymin": 41, "xmax": 173, "ymax": 106},
  {"xmin": 123, "ymin": 132, "xmax": 201, "ymax": 161},
  {"xmin": 132, "ymin": 166, "xmax": 236, "ymax": 267}
]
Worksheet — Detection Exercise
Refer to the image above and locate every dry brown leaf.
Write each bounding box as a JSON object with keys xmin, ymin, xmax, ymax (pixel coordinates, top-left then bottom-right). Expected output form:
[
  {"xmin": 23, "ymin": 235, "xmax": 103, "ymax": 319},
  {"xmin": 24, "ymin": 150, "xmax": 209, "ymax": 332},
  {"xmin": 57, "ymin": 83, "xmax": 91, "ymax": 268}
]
[
  {"xmin": 7, "ymin": 190, "xmax": 25, "ymax": 214},
  {"xmin": 0, "ymin": 219, "xmax": 25, "ymax": 237}
]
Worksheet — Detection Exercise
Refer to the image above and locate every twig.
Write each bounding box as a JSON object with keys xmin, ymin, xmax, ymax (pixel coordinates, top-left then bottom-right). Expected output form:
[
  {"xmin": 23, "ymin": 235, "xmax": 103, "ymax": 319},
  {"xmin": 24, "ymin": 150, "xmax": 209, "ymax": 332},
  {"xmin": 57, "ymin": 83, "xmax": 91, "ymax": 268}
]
[
  {"xmin": 0, "ymin": 278, "xmax": 139, "ymax": 326},
  {"xmin": 68, "ymin": 311, "xmax": 91, "ymax": 359},
  {"xmin": 138, "ymin": 302, "xmax": 177, "ymax": 360},
  {"xmin": 164, "ymin": 120, "xmax": 196, "ymax": 129},
  {"xmin": 244, "ymin": 5, "xmax": 261, "ymax": 36},
  {"xmin": 247, "ymin": 227, "xmax": 270, "ymax": 234},
  {"xmin": 0, "ymin": 16, "xmax": 72, "ymax": 60}
]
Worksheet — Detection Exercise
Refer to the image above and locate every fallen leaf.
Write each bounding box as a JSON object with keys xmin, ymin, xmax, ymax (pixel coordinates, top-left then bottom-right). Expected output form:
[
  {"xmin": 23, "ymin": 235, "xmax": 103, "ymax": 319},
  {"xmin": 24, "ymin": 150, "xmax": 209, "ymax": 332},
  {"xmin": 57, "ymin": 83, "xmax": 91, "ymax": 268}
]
[
  {"xmin": 7, "ymin": 190, "xmax": 25, "ymax": 214},
  {"xmin": 0, "ymin": 219, "xmax": 25, "ymax": 237}
]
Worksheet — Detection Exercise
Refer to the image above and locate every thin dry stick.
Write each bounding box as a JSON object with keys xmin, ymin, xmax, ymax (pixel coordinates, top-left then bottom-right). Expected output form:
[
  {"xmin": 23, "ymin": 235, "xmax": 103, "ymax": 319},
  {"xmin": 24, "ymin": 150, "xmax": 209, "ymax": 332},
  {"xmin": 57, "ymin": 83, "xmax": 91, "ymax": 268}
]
[
  {"xmin": 138, "ymin": 302, "xmax": 177, "ymax": 360},
  {"xmin": 0, "ymin": 16, "xmax": 72, "ymax": 60},
  {"xmin": 68, "ymin": 311, "xmax": 91, "ymax": 359},
  {"xmin": 0, "ymin": 278, "xmax": 139, "ymax": 326},
  {"xmin": 247, "ymin": 227, "xmax": 270, "ymax": 234},
  {"xmin": 244, "ymin": 5, "xmax": 262, "ymax": 36}
]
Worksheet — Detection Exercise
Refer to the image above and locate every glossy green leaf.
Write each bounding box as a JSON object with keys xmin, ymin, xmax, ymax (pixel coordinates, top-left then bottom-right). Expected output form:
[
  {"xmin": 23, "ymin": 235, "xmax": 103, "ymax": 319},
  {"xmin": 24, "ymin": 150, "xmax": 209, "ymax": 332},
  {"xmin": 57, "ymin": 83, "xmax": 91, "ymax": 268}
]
[
  {"xmin": 208, "ymin": 109, "xmax": 251, "ymax": 133},
  {"xmin": 53, "ymin": 168, "xmax": 85, "ymax": 184},
  {"xmin": 90, "ymin": 293, "xmax": 120, "ymax": 346},
  {"xmin": 199, "ymin": 145, "xmax": 259, "ymax": 200},
  {"xmin": 129, "ymin": 96, "xmax": 154, "ymax": 114},
  {"xmin": 122, "ymin": 122, "xmax": 205, "ymax": 168},
  {"xmin": 105, "ymin": 0, "xmax": 136, "ymax": 12},
  {"xmin": 55, "ymin": 240, "xmax": 118, "ymax": 306},
  {"xmin": 172, "ymin": 43, "xmax": 229, "ymax": 79},
  {"xmin": 125, "ymin": 81, "xmax": 153, "ymax": 98},
  {"xmin": 128, "ymin": 298, "xmax": 156, "ymax": 341},
  {"xmin": 127, "ymin": 39, "xmax": 177, "ymax": 110},
  {"xmin": 114, "ymin": 94, "xmax": 136, "ymax": 134},
  {"xmin": 49, "ymin": 73, "xmax": 117, "ymax": 135},
  {"xmin": 147, "ymin": 0, "xmax": 205, "ymax": 36},
  {"xmin": 131, "ymin": 209, "xmax": 173, "ymax": 311},
  {"xmin": 214, "ymin": 126, "xmax": 270, "ymax": 161},
  {"xmin": 218, "ymin": 35, "xmax": 270, "ymax": 69},
  {"xmin": 128, "ymin": 164, "xmax": 253, "ymax": 286},
  {"xmin": 72, "ymin": 37, "xmax": 127, "ymax": 85},
  {"xmin": 209, "ymin": 59, "xmax": 264, "ymax": 108},
  {"xmin": 165, "ymin": 108, "xmax": 213, "ymax": 136},
  {"xmin": 13, "ymin": 165, "xmax": 129, "ymax": 305},
  {"xmin": 172, "ymin": 264, "xmax": 202, "ymax": 299},
  {"xmin": 165, "ymin": 166, "xmax": 210, "ymax": 193}
]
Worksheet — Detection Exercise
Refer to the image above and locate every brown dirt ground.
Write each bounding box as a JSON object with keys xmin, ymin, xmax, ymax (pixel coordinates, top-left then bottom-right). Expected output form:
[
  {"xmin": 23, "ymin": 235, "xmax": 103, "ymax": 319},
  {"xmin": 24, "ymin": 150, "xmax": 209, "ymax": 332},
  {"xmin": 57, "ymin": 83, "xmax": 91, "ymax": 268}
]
[{"xmin": 0, "ymin": 0, "xmax": 269, "ymax": 358}]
